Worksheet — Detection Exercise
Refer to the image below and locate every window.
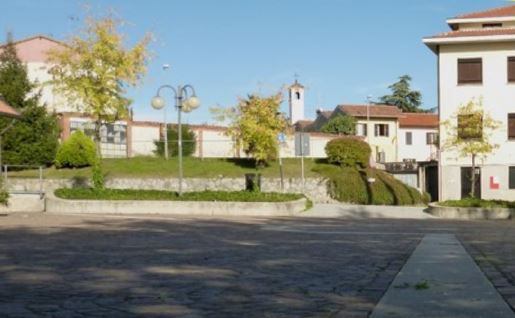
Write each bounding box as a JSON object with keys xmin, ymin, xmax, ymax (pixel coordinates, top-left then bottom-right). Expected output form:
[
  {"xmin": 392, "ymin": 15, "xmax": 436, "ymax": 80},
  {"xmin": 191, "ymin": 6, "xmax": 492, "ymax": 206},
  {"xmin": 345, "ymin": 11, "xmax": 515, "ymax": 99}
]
[
  {"xmin": 374, "ymin": 124, "xmax": 389, "ymax": 137},
  {"xmin": 458, "ymin": 58, "xmax": 482, "ymax": 84},
  {"xmin": 295, "ymin": 92, "xmax": 301, "ymax": 100},
  {"xmin": 426, "ymin": 133, "xmax": 438, "ymax": 145},
  {"xmin": 482, "ymin": 23, "xmax": 502, "ymax": 28},
  {"xmin": 458, "ymin": 113, "xmax": 483, "ymax": 140},
  {"xmin": 508, "ymin": 113, "xmax": 515, "ymax": 139},
  {"xmin": 356, "ymin": 123, "xmax": 367, "ymax": 137},
  {"xmin": 406, "ymin": 132, "xmax": 412, "ymax": 145},
  {"xmin": 510, "ymin": 167, "xmax": 515, "ymax": 189},
  {"xmin": 508, "ymin": 57, "xmax": 515, "ymax": 82}
]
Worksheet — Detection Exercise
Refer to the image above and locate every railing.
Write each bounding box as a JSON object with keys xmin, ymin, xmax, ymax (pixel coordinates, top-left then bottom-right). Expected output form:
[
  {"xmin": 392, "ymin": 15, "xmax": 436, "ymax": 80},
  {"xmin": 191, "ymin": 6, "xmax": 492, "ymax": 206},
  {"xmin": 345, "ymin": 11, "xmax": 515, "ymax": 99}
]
[
  {"xmin": 3, "ymin": 165, "xmax": 45, "ymax": 199},
  {"xmin": 384, "ymin": 160, "xmax": 419, "ymax": 173}
]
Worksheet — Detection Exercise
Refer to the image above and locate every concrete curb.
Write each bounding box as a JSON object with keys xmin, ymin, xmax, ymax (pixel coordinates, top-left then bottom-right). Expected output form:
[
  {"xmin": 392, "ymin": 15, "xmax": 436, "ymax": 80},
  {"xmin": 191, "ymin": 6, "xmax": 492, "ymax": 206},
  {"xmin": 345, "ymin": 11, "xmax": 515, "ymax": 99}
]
[
  {"xmin": 428, "ymin": 203, "xmax": 514, "ymax": 220},
  {"xmin": 0, "ymin": 194, "xmax": 45, "ymax": 214},
  {"xmin": 45, "ymin": 192, "xmax": 307, "ymax": 217},
  {"xmin": 300, "ymin": 203, "xmax": 435, "ymax": 219}
]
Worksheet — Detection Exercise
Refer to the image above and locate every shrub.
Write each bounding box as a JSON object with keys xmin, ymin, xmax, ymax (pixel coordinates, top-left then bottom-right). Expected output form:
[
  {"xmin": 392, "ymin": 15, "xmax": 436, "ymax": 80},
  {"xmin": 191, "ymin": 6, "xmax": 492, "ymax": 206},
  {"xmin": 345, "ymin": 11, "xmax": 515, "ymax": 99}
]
[
  {"xmin": 55, "ymin": 130, "xmax": 97, "ymax": 168},
  {"xmin": 325, "ymin": 138, "xmax": 371, "ymax": 168},
  {"xmin": 54, "ymin": 188, "xmax": 305, "ymax": 202},
  {"xmin": 154, "ymin": 124, "xmax": 196, "ymax": 157},
  {"xmin": 314, "ymin": 164, "xmax": 426, "ymax": 206}
]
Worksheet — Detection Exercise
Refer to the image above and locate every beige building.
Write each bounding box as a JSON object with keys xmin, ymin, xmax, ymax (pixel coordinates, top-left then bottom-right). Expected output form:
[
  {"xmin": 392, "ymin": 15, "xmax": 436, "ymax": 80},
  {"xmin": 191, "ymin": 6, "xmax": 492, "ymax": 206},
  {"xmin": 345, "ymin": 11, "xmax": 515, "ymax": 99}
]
[{"xmin": 424, "ymin": 4, "xmax": 515, "ymax": 200}]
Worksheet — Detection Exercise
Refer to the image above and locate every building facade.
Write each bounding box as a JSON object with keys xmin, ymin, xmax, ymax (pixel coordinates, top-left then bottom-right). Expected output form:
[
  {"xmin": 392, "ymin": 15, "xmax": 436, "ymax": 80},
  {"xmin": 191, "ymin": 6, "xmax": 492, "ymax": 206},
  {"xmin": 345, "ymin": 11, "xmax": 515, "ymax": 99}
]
[
  {"xmin": 398, "ymin": 113, "xmax": 439, "ymax": 162},
  {"xmin": 424, "ymin": 4, "xmax": 515, "ymax": 200}
]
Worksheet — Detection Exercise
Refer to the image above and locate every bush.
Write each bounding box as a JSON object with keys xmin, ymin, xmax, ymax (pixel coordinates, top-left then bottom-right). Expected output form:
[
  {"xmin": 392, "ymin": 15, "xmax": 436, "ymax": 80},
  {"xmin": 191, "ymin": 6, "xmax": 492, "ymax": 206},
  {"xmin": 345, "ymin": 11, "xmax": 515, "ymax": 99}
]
[
  {"xmin": 325, "ymin": 138, "xmax": 371, "ymax": 168},
  {"xmin": 154, "ymin": 124, "xmax": 196, "ymax": 157},
  {"xmin": 55, "ymin": 130, "xmax": 97, "ymax": 168},
  {"xmin": 314, "ymin": 164, "xmax": 426, "ymax": 206},
  {"xmin": 440, "ymin": 198, "xmax": 515, "ymax": 208}
]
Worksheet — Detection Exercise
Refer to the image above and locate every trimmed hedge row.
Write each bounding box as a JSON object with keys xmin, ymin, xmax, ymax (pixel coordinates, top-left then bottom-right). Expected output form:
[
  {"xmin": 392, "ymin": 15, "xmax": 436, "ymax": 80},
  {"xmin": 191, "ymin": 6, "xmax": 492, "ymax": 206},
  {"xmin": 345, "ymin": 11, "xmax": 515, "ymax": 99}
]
[
  {"xmin": 314, "ymin": 164, "xmax": 428, "ymax": 206},
  {"xmin": 54, "ymin": 188, "xmax": 305, "ymax": 202}
]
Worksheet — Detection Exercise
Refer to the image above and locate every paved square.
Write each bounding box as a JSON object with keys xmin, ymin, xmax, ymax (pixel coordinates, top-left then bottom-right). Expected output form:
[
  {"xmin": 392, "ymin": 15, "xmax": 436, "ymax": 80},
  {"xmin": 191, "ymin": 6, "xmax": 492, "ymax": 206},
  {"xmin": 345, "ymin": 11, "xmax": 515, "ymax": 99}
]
[{"xmin": 1, "ymin": 213, "xmax": 515, "ymax": 317}]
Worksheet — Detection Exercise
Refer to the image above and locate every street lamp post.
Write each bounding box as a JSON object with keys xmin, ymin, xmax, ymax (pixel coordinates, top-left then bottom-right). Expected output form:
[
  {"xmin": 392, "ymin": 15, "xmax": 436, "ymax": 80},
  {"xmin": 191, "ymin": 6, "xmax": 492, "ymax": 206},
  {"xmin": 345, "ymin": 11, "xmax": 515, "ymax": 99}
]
[{"xmin": 151, "ymin": 84, "xmax": 200, "ymax": 196}]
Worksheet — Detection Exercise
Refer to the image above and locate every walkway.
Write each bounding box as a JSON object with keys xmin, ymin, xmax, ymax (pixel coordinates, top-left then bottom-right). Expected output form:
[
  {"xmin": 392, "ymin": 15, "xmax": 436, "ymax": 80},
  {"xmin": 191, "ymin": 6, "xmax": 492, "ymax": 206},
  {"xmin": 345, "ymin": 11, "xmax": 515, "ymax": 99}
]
[{"xmin": 371, "ymin": 234, "xmax": 514, "ymax": 317}]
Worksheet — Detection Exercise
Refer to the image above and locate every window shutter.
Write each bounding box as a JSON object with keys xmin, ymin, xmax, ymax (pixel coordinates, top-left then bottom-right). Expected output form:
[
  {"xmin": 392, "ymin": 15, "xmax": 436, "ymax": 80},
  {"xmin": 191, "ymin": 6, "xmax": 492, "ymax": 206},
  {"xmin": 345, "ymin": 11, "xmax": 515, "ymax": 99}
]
[
  {"xmin": 458, "ymin": 58, "xmax": 482, "ymax": 84},
  {"xmin": 509, "ymin": 57, "xmax": 515, "ymax": 82},
  {"xmin": 374, "ymin": 125, "xmax": 378, "ymax": 137},
  {"xmin": 385, "ymin": 125, "xmax": 389, "ymax": 137},
  {"xmin": 509, "ymin": 113, "xmax": 515, "ymax": 139},
  {"xmin": 406, "ymin": 132, "xmax": 412, "ymax": 145},
  {"xmin": 363, "ymin": 124, "xmax": 367, "ymax": 137}
]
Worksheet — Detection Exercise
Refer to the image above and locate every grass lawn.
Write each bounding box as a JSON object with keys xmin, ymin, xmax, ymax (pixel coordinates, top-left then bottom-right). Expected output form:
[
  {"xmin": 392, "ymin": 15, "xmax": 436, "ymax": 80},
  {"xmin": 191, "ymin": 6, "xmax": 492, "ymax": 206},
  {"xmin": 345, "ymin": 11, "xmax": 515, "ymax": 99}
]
[
  {"xmin": 8, "ymin": 156, "xmax": 324, "ymax": 179},
  {"xmin": 439, "ymin": 197, "xmax": 515, "ymax": 209},
  {"xmin": 54, "ymin": 188, "xmax": 305, "ymax": 202}
]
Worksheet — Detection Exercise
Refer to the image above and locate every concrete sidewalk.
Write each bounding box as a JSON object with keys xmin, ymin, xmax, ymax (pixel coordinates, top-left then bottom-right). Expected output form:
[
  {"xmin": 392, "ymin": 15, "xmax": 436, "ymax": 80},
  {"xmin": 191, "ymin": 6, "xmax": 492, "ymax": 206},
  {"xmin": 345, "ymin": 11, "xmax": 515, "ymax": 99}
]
[
  {"xmin": 370, "ymin": 234, "xmax": 514, "ymax": 317},
  {"xmin": 301, "ymin": 203, "xmax": 435, "ymax": 219}
]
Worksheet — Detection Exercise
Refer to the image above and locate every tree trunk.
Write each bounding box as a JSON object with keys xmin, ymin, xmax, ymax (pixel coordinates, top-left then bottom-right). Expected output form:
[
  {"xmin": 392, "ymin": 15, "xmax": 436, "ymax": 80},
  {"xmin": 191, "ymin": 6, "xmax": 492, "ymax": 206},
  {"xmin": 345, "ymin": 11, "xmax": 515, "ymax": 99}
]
[
  {"xmin": 470, "ymin": 154, "xmax": 476, "ymax": 198},
  {"xmin": 94, "ymin": 118, "xmax": 102, "ymax": 160}
]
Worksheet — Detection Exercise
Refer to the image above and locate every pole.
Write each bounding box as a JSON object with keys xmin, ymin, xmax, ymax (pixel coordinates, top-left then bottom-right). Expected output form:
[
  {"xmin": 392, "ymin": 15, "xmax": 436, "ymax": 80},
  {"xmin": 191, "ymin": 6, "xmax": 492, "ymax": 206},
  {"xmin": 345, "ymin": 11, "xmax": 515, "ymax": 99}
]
[
  {"xmin": 300, "ymin": 132, "xmax": 305, "ymax": 188},
  {"xmin": 164, "ymin": 107, "xmax": 169, "ymax": 160},
  {"xmin": 278, "ymin": 151, "xmax": 284, "ymax": 192},
  {"xmin": 177, "ymin": 86, "xmax": 183, "ymax": 196}
]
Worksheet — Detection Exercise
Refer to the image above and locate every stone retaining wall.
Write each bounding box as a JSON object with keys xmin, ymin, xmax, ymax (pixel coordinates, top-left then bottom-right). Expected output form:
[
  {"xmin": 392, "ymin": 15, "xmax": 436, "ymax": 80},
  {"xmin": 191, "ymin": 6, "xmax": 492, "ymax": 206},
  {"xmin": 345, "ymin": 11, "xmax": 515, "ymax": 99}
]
[
  {"xmin": 46, "ymin": 194, "xmax": 307, "ymax": 217},
  {"xmin": 6, "ymin": 177, "xmax": 333, "ymax": 203}
]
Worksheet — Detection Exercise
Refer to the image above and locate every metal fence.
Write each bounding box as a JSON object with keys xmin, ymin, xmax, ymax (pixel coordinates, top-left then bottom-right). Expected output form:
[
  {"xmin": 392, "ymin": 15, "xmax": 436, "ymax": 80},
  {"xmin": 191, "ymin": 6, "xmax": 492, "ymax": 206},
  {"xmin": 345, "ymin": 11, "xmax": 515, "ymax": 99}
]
[{"xmin": 3, "ymin": 165, "xmax": 45, "ymax": 198}]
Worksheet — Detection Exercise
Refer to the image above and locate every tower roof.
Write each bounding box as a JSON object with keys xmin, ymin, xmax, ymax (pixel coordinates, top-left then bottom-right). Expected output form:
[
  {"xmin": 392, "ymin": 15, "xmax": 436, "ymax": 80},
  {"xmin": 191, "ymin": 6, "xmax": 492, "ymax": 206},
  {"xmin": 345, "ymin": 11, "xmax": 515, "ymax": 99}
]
[{"xmin": 289, "ymin": 80, "xmax": 304, "ymax": 89}]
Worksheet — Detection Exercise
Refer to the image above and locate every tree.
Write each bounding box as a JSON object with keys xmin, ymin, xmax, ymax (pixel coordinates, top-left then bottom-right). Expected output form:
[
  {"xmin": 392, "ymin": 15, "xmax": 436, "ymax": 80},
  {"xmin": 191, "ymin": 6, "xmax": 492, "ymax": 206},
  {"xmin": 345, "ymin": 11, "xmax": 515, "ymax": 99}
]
[
  {"xmin": 154, "ymin": 124, "xmax": 196, "ymax": 157},
  {"xmin": 212, "ymin": 93, "xmax": 288, "ymax": 167},
  {"xmin": 48, "ymin": 15, "xmax": 150, "ymax": 151},
  {"xmin": 0, "ymin": 33, "xmax": 59, "ymax": 166},
  {"xmin": 380, "ymin": 75, "xmax": 423, "ymax": 112},
  {"xmin": 321, "ymin": 115, "xmax": 356, "ymax": 135},
  {"xmin": 442, "ymin": 99, "xmax": 501, "ymax": 198},
  {"xmin": 47, "ymin": 15, "xmax": 151, "ymax": 187}
]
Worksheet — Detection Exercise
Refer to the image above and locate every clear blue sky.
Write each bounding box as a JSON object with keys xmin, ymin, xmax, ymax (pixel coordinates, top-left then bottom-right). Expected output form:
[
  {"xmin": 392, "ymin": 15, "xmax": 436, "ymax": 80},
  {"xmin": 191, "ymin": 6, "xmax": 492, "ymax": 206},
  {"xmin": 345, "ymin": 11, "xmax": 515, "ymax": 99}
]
[{"xmin": 1, "ymin": 0, "xmax": 509, "ymax": 124}]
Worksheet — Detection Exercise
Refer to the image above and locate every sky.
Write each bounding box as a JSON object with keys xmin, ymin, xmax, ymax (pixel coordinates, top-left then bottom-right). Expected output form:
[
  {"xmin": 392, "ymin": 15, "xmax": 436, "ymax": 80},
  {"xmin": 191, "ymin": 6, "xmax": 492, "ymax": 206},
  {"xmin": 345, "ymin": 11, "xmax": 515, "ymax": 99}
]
[{"xmin": 0, "ymin": 0, "xmax": 511, "ymax": 125}]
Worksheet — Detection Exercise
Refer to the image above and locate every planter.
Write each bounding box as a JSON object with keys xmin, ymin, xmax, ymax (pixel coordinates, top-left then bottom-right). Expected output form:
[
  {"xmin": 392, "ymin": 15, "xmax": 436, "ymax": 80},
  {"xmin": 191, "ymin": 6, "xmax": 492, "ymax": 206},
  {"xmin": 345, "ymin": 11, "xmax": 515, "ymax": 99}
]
[
  {"xmin": 427, "ymin": 203, "xmax": 515, "ymax": 220},
  {"xmin": 45, "ymin": 193, "xmax": 307, "ymax": 217}
]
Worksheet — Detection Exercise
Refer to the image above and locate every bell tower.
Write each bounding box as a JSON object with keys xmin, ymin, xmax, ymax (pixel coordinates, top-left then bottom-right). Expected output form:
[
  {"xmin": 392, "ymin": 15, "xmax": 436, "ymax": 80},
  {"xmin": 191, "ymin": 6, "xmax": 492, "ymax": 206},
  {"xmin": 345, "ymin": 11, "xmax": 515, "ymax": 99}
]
[{"xmin": 288, "ymin": 77, "xmax": 305, "ymax": 125}]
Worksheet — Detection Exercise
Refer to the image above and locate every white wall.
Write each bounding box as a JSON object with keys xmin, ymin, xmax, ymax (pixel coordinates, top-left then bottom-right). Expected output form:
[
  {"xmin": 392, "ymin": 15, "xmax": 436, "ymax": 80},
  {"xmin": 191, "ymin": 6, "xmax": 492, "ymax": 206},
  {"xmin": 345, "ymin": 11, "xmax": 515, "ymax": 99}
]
[
  {"xmin": 439, "ymin": 42, "xmax": 515, "ymax": 200},
  {"xmin": 26, "ymin": 62, "xmax": 82, "ymax": 113},
  {"xmin": 131, "ymin": 125, "xmax": 160, "ymax": 157},
  {"xmin": 398, "ymin": 127, "xmax": 438, "ymax": 162}
]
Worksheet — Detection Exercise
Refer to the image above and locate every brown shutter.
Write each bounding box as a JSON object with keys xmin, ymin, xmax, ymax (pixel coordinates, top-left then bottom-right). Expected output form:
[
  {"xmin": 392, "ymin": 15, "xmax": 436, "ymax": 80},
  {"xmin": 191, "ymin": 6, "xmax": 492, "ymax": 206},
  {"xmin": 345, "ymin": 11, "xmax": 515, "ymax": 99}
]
[
  {"xmin": 509, "ymin": 113, "xmax": 515, "ymax": 139},
  {"xmin": 508, "ymin": 57, "xmax": 515, "ymax": 82},
  {"xmin": 458, "ymin": 58, "xmax": 482, "ymax": 84}
]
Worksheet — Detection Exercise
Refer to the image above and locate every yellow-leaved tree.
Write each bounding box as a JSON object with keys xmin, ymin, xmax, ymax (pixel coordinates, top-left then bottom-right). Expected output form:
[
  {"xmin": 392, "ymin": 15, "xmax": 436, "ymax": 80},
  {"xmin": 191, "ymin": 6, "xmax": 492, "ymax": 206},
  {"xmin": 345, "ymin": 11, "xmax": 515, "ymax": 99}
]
[
  {"xmin": 212, "ymin": 93, "xmax": 288, "ymax": 168},
  {"xmin": 442, "ymin": 99, "xmax": 501, "ymax": 198},
  {"xmin": 47, "ymin": 14, "xmax": 151, "ymax": 188}
]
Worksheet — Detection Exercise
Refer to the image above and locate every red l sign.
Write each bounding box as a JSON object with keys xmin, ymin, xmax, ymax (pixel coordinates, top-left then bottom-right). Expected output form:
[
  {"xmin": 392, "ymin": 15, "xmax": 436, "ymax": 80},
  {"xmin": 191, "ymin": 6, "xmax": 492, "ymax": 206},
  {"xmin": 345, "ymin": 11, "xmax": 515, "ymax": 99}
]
[{"xmin": 490, "ymin": 176, "xmax": 500, "ymax": 190}]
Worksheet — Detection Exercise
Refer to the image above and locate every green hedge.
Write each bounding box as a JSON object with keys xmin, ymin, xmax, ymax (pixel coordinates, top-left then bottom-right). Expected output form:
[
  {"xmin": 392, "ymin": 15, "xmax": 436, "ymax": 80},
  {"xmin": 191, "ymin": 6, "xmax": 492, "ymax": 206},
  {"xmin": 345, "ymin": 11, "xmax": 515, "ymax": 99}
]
[
  {"xmin": 55, "ymin": 130, "xmax": 97, "ymax": 168},
  {"xmin": 325, "ymin": 138, "xmax": 371, "ymax": 168},
  {"xmin": 440, "ymin": 198, "xmax": 515, "ymax": 208},
  {"xmin": 314, "ymin": 164, "xmax": 428, "ymax": 206},
  {"xmin": 54, "ymin": 188, "xmax": 304, "ymax": 202}
]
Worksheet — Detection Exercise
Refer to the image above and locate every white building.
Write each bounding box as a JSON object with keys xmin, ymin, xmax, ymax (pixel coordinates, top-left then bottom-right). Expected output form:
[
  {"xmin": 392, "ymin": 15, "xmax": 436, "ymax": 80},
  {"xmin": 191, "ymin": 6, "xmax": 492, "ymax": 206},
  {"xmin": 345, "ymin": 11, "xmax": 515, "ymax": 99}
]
[
  {"xmin": 398, "ymin": 113, "xmax": 439, "ymax": 162},
  {"xmin": 424, "ymin": 4, "xmax": 515, "ymax": 200}
]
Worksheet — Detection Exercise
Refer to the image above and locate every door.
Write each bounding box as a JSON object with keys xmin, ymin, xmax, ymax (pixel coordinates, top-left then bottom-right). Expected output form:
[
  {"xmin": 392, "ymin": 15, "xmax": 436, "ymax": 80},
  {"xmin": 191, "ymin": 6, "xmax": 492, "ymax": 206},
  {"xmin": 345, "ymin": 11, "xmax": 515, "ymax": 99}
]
[
  {"xmin": 461, "ymin": 167, "xmax": 481, "ymax": 199},
  {"xmin": 425, "ymin": 165, "xmax": 438, "ymax": 202}
]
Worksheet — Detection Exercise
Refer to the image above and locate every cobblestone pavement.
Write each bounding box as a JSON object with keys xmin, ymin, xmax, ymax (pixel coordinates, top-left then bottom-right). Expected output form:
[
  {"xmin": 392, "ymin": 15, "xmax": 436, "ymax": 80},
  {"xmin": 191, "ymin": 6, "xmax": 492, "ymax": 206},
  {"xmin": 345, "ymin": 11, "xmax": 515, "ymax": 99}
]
[{"xmin": 0, "ymin": 213, "xmax": 514, "ymax": 317}]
